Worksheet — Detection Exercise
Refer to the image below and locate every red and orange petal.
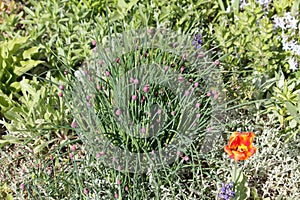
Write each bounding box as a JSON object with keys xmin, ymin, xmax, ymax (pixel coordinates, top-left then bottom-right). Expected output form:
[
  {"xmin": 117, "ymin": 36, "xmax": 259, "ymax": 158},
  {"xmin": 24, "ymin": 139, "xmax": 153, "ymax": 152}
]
[
  {"xmin": 228, "ymin": 132, "xmax": 255, "ymax": 148},
  {"xmin": 232, "ymin": 150, "xmax": 248, "ymax": 161},
  {"xmin": 224, "ymin": 146, "xmax": 234, "ymax": 159},
  {"xmin": 239, "ymin": 132, "xmax": 255, "ymax": 146},
  {"xmin": 246, "ymin": 146, "xmax": 257, "ymax": 158}
]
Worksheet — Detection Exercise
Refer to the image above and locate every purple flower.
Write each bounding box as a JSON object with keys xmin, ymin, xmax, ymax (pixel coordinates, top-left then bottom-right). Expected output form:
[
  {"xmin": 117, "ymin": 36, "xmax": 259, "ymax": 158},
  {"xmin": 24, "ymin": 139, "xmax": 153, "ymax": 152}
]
[
  {"xmin": 218, "ymin": 182, "xmax": 235, "ymax": 200},
  {"xmin": 192, "ymin": 34, "xmax": 203, "ymax": 49}
]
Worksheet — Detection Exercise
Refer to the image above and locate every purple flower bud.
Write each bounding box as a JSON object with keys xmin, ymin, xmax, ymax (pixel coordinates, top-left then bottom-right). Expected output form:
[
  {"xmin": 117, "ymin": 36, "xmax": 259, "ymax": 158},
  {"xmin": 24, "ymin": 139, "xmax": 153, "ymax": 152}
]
[
  {"xmin": 84, "ymin": 188, "xmax": 89, "ymax": 195},
  {"xmin": 64, "ymin": 69, "xmax": 69, "ymax": 75},
  {"xmin": 116, "ymin": 57, "xmax": 121, "ymax": 64},
  {"xmin": 180, "ymin": 66, "xmax": 185, "ymax": 73},
  {"xmin": 143, "ymin": 84, "xmax": 150, "ymax": 93},
  {"xmin": 115, "ymin": 109, "xmax": 121, "ymax": 116},
  {"xmin": 183, "ymin": 156, "xmax": 189, "ymax": 161},
  {"xmin": 133, "ymin": 79, "xmax": 139, "ymax": 85},
  {"xmin": 132, "ymin": 95, "xmax": 137, "ymax": 100},
  {"xmin": 117, "ymin": 165, "xmax": 122, "ymax": 171},
  {"xmin": 70, "ymin": 145, "xmax": 76, "ymax": 152},
  {"xmin": 71, "ymin": 121, "xmax": 77, "ymax": 128}
]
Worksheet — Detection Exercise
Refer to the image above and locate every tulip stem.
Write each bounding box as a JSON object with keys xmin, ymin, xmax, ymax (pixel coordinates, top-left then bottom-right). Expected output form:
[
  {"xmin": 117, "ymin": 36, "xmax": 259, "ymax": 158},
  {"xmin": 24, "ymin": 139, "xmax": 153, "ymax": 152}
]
[{"xmin": 234, "ymin": 161, "xmax": 237, "ymax": 182}]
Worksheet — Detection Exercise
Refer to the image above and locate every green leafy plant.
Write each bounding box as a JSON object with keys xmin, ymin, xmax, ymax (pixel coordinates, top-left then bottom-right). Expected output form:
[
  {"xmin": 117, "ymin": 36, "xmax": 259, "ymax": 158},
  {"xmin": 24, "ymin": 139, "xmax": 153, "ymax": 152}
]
[
  {"xmin": 0, "ymin": 36, "xmax": 44, "ymax": 113},
  {"xmin": 260, "ymin": 69, "xmax": 300, "ymax": 140},
  {"xmin": 0, "ymin": 73, "xmax": 71, "ymax": 152}
]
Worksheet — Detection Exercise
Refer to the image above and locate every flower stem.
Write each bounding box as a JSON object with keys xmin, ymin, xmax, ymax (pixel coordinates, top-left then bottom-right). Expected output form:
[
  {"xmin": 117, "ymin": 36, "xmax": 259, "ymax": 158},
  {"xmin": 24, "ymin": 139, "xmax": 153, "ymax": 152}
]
[{"xmin": 233, "ymin": 161, "xmax": 237, "ymax": 182}]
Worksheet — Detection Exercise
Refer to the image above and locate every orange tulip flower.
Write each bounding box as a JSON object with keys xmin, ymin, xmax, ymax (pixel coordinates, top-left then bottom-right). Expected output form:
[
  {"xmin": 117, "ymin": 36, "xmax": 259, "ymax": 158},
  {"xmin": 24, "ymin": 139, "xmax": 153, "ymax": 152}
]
[{"xmin": 224, "ymin": 132, "xmax": 257, "ymax": 161}]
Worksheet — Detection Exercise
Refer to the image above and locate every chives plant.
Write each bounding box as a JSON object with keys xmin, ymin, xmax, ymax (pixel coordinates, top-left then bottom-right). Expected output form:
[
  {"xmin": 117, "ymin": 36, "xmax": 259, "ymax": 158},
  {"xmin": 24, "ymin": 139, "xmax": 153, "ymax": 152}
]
[{"xmin": 70, "ymin": 27, "xmax": 224, "ymax": 173}]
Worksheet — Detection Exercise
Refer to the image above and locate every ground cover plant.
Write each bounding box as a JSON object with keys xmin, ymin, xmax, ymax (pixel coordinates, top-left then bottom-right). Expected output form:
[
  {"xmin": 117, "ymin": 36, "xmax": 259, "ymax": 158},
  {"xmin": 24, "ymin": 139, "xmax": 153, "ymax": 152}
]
[{"xmin": 0, "ymin": 0, "xmax": 299, "ymax": 199}]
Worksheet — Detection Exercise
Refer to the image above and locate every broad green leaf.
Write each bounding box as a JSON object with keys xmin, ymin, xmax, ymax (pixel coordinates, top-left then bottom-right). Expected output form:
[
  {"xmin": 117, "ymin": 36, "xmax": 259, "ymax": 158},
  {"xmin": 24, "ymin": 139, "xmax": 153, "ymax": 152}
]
[
  {"xmin": 6, "ymin": 37, "xmax": 28, "ymax": 52},
  {"xmin": 10, "ymin": 82, "xmax": 21, "ymax": 91},
  {"xmin": 23, "ymin": 46, "xmax": 41, "ymax": 59},
  {"xmin": 15, "ymin": 60, "xmax": 44, "ymax": 76},
  {"xmin": 0, "ymin": 93, "xmax": 10, "ymax": 108},
  {"xmin": 20, "ymin": 79, "xmax": 36, "ymax": 96},
  {"xmin": 0, "ymin": 135, "xmax": 22, "ymax": 147},
  {"xmin": 3, "ymin": 107, "xmax": 24, "ymax": 121},
  {"xmin": 286, "ymin": 101, "xmax": 300, "ymax": 122}
]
